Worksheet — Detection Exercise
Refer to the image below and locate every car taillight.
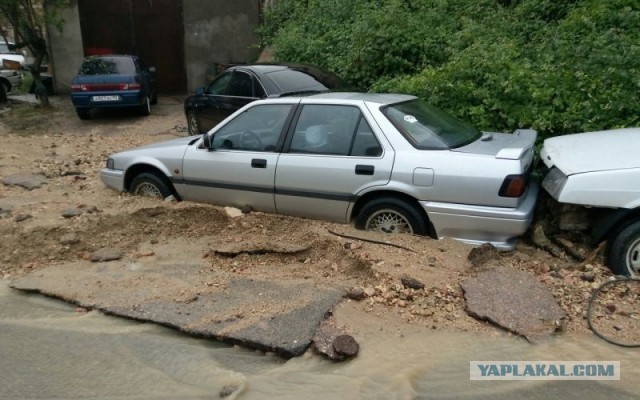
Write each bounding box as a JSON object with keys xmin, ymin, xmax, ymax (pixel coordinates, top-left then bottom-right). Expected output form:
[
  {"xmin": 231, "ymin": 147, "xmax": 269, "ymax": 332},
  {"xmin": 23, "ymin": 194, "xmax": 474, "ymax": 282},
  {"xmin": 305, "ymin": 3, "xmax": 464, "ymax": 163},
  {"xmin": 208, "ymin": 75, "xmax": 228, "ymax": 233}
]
[
  {"xmin": 123, "ymin": 83, "xmax": 141, "ymax": 90},
  {"xmin": 71, "ymin": 84, "xmax": 86, "ymax": 92},
  {"xmin": 499, "ymin": 174, "xmax": 528, "ymax": 198}
]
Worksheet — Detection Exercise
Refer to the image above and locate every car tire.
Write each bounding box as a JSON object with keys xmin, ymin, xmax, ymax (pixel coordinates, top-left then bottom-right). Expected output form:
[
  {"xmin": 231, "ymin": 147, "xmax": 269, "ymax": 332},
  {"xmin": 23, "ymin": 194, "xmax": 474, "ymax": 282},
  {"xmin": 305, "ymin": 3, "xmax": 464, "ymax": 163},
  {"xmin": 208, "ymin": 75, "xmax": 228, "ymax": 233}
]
[
  {"xmin": 76, "ymin": 108, "xmax": 91, "ymax": 120},
  {"xmin": 130, "ymin": 172, "xmax": 173, "ymax": 199},
  {"xmin": 355, "ymin": 197, "xmax": 427, "ymax": 235},
  {"xmin": 187, "ymin": 110, "xmax": 201, "ymax": 135},
  {"xmin": 1, "ymin": 81, "xmax": 10, "ymax": 94},
  {"xmin": 606, "ymin": 220, "xmax": 640, "ymax": 276},
  {"xmin": 140, "ymin": 96, "xmax": 151, "ymax": 116}
]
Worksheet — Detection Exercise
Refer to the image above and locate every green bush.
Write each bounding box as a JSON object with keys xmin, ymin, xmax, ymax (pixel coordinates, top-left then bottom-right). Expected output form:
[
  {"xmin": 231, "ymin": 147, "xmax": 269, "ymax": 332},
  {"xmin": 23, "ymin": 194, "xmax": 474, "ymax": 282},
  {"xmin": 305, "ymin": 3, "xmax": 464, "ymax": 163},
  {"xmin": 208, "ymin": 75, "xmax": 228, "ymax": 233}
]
[{"xmin": 261, "ymin": 0, "xmax": 640, "ymax": 140}]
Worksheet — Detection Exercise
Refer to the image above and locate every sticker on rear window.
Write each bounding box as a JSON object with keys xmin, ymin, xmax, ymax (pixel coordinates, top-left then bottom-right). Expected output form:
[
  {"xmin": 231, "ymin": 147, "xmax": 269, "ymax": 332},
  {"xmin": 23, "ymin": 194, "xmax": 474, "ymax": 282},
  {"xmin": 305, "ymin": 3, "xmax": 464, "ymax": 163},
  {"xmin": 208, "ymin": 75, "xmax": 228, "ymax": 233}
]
[{"xmin": 404, "ymin": 115, "xmax": 417, "ymax": 123}]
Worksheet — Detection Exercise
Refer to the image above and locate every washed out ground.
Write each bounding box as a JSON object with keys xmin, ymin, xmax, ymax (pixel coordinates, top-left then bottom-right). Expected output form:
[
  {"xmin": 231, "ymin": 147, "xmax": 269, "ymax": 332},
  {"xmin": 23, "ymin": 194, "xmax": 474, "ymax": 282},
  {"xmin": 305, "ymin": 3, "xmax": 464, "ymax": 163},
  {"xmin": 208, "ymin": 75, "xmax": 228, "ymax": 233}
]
[{"xmin": 0, "ymin": 96, "xmax": 637, "ymax": 349}]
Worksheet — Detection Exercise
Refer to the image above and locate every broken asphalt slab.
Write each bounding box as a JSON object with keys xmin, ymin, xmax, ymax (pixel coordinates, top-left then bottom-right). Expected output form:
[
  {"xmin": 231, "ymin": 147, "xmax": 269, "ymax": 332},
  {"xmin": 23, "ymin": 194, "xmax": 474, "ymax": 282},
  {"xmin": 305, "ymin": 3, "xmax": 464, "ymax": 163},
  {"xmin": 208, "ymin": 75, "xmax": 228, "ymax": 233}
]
[
  {"xmin": 10, "ymin": 261, "xmax": 345, "ymax": 357},
  {"xmin": 461, "ymin": 267, "xmax": 566, "ymax": 342},
  {"xmin": 2, "ymin": 174, "xmax": 47, "ymax": 190}
]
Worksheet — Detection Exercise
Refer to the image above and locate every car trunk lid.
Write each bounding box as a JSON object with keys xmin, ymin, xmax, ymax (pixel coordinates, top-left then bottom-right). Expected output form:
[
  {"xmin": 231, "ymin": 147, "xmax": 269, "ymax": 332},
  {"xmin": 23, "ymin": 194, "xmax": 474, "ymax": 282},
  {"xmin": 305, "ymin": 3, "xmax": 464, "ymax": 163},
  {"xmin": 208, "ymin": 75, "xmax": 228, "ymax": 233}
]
[{"xmin": 452, "ymin": 129, "xmax": 537, "ymax": 160}]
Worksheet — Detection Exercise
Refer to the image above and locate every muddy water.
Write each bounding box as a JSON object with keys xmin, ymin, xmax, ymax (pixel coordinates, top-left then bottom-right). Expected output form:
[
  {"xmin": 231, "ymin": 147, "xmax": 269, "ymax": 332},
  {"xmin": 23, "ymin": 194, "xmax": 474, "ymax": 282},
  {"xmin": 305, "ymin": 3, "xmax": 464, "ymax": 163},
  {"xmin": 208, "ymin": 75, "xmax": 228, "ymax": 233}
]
[{"xmin": 1, "ymin": 282, "xmax": 638, "ymax": 399}]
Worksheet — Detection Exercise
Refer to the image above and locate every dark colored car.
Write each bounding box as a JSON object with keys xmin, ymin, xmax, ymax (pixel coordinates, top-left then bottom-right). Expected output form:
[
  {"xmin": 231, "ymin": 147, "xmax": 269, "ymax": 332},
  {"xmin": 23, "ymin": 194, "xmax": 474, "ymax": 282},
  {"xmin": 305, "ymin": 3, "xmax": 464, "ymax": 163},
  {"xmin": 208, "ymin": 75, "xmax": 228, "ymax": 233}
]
[
  {"xmin": 71, "ymin": 55, "xmax": 157, "ymax": 120},
  {"xmin": 184, "ymin": 64, "xmax": 347, "ymax": 135}
]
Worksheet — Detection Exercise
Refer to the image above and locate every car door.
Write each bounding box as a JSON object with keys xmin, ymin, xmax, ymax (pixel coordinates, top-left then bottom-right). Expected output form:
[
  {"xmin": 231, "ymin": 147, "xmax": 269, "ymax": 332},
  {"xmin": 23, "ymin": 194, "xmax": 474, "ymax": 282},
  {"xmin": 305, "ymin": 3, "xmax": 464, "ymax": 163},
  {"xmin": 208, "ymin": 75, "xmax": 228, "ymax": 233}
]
[
  {"xmin": 199, "ymin": 70, "xmax": 261, "ymax": 132},
  {"xmin": 275, "ymin": 103, "xmax": 394, "ymax": 222},
  {"xmin": 180, "ymin": 103, "xmax": 296, "ymax": 212}
]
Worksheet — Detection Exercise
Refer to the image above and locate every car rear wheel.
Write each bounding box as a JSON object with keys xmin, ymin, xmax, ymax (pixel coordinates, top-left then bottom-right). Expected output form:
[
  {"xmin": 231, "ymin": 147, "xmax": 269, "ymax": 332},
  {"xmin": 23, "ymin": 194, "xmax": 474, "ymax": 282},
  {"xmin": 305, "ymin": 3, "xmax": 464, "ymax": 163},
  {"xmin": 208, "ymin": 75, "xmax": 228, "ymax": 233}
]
[
  {"xmin": 187, "ymin": 111, "xmax": 201, "ymax": 135},
  {"xmin": 607, "ymin": 220, "xmax": 640, "ymax": 277},
  {"xmin": 355, "ymin": 197, "xmax": 427, "ymax": 235},
  {"xmin": 130, "ymin": 172, "xmax": 173, "ymax": 199},
  {"xmin": 140, "ymin": 96, "xmax": 151, "ymax": 116},
  {"xmin": 76, "ymin": 108, "xmax": 90, "ymax": 120},
  {"xmin": 1, "ymin": 81, "xmax": 10, "ymax": 94}
]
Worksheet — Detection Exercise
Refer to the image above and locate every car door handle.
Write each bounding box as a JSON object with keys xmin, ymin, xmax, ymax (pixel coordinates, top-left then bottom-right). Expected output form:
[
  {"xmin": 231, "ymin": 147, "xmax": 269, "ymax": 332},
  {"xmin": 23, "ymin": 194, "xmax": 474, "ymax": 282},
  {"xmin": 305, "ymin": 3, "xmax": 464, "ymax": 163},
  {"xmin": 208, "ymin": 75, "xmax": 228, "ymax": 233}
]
[
  {"xmin": 355, "ymin": 165, "xmax": 374, "ymax": 175},
  {"xmin": 251, "ymin": 158, "xmax": 267, "ymax": 168}
]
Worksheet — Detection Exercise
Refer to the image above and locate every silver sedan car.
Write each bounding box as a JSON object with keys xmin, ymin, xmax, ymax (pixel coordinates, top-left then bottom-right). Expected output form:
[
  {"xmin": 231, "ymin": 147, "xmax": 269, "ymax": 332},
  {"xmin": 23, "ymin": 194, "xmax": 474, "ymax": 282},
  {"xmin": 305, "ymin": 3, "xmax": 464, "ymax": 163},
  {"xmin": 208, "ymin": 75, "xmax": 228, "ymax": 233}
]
[{"xmin": 101, "ymin": 93, "xmax": 538, "ymax": 250}]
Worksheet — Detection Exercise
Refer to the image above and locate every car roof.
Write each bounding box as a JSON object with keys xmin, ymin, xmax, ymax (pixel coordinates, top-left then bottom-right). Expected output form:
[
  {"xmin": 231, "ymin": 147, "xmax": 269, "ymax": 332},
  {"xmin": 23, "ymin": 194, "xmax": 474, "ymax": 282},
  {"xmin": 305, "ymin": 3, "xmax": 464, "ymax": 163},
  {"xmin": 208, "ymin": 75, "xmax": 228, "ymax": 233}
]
[{"xmin": 303, "ymin": 92, "xmax": 416, "ymax": 105}]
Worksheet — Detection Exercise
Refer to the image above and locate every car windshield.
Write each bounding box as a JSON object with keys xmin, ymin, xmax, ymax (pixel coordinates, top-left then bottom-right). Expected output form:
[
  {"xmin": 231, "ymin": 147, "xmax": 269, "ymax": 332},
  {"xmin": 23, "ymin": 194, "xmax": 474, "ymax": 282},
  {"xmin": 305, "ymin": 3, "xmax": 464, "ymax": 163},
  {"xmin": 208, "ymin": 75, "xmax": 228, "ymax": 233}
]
[
  {"xmin": 79, "ymin": 57, "xmax": 136, "ymax": 75},
  {"xmin": 383, "ymin": 99, "xmax": 481, "ymax": 149}
]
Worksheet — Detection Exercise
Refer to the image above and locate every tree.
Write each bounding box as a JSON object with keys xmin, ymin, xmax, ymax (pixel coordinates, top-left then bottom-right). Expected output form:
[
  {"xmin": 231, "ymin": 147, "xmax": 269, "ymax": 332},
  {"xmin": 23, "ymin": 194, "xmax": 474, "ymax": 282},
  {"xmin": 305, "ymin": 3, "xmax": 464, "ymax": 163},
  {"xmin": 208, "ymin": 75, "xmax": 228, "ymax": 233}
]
[{"xmin": 0, "ymin": 0, "xmax": 67, "ymax": 107}]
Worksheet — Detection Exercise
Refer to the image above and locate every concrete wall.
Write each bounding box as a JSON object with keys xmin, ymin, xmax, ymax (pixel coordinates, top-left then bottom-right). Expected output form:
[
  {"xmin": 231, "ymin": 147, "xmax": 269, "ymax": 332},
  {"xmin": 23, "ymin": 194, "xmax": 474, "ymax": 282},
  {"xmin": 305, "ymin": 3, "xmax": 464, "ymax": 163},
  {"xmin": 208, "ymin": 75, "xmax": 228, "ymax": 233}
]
[
  {"xmin": 46, "ymin": 0, "xmax": 84, "ymax": 93},
  {"xmin": 183, "ymin": 0, "xmax": 261, "ymax": 92}
]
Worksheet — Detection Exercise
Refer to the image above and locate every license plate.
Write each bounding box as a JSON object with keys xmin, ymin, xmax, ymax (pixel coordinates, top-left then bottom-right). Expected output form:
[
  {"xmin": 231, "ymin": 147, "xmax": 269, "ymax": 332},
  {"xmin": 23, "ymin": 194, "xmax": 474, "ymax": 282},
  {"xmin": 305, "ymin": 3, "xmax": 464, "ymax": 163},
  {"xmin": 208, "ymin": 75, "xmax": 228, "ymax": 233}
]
[{"xmin": 92, "ymin": 95, "xmax": 120, "ymax": 102}]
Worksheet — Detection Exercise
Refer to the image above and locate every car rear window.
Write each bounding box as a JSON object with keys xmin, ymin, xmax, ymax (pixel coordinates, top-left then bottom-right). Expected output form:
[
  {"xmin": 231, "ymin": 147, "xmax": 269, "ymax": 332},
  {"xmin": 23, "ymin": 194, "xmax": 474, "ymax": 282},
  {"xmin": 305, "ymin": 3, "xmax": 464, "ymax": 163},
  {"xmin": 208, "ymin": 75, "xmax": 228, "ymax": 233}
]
[
  {"xmin": 266, "ymin": 70, "xmax": 328, "ymax": 94},
  {"xmin": 79, "ymin": 57, "xmax": 137, "ymax": 75},
  {"xmin": 382, "ymin": 99, "xmax": 481, "ymax": 150}
]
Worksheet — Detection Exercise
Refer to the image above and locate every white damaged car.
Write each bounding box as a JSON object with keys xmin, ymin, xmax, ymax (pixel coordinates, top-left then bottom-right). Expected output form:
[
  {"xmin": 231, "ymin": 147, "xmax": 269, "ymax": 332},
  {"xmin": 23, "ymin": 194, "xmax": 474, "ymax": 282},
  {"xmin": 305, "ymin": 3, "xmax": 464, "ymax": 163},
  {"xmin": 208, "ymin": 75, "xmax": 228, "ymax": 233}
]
[{"xmin": 541, "ymin": 128, "xmax": 640, "ymax": 276}]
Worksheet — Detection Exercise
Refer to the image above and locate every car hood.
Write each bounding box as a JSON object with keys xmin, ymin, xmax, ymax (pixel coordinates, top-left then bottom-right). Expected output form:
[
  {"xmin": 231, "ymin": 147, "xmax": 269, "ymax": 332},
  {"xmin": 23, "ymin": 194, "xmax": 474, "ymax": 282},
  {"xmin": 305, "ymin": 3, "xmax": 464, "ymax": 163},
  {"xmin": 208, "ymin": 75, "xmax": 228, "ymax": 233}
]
[
  {"xmin": 117, "ymin": 136, "xmax": 200, "ymax": 155},
  {"xmin": 541, "ymin": 128, "xmax": 640, "ymax": 175}
]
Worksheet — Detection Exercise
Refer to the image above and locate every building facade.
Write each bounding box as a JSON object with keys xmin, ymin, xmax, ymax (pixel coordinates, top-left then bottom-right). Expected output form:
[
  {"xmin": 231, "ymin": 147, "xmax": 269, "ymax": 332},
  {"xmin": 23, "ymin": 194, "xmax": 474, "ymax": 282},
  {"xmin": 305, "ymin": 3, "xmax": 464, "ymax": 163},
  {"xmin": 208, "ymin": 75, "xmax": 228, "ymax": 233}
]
[{"xmin": 47, "ymin": 0, "xmax": 261, "ymax": 94}]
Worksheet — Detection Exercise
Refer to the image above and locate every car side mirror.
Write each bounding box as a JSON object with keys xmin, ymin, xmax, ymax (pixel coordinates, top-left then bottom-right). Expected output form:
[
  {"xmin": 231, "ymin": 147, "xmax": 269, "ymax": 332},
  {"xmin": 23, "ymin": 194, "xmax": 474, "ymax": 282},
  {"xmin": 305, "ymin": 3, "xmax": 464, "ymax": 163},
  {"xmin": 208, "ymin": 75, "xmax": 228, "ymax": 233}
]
[
  {"xmin": 202, "ymin": 133, "xmax": 212, "ymax": 149},
  {"xmin": 196, "ymin": 87, "xmax": 205, "ymax": 96}
]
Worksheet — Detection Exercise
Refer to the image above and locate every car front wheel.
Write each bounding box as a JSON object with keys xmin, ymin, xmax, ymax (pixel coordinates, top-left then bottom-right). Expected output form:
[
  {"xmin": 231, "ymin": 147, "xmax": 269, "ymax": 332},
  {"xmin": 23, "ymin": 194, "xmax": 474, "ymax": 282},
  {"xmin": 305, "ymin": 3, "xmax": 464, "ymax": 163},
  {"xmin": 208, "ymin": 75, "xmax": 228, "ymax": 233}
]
[
  {"xmin": 355, "ymin": 197, "xmax": 427, "ymax": 235},
  {"xmin": 130, "ymin": 172, "xmax": 173, "ymax": 199},
  {"xmin": 607, "ymin": 220, "xmax": 640, "ymax": 276},
  {"xmin": 187, "ymin": 110, "xmax": 201, "ymax": 135}
]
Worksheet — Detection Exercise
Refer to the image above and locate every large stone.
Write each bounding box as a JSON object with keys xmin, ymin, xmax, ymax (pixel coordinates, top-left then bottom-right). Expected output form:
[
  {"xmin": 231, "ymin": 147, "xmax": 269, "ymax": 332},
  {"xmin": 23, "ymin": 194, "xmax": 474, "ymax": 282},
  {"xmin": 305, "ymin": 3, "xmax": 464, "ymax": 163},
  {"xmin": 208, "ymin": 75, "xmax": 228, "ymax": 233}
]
[
  {"xmin": 90, "ymin": 248, "xmax": 123, "ymax": 262},
  {"xmin": 461, "ymin": 267, "xmax": 566, "ymax": 342},
  {"xmin": 467, "ymin": 243, "xmax": 499, "ymax": 267}
]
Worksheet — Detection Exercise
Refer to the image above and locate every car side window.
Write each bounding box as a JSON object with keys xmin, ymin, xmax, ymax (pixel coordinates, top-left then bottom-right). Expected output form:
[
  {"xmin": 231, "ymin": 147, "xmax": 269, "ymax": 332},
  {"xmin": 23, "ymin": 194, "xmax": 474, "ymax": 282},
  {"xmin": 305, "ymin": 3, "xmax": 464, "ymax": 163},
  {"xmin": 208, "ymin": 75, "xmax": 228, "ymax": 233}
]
[
  {"xmin": 211, "ymin": 104, "xmax": 293, "ymax": 152},
  {"xmin": 350, "ymin": 117, "xmax": 383, "ymax": 157},
  {"xmin": 207, "ymin": 71, "xmax": 232, "ymax": 95},
  {"xmin": 227, "ymin": 71, "xmax": 253, "ymax": 98},
  {"xmin": 289, "ymin": 105, "xmax": 379, "ymax": 156}
]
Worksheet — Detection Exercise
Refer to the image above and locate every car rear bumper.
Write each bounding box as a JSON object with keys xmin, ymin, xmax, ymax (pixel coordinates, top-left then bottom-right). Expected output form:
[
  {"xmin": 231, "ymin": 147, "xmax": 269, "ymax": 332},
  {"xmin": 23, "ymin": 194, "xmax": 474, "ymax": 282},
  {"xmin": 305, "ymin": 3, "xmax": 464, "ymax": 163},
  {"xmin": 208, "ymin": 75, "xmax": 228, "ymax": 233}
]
[
  {"xmin": 421, "ymin": 180, "xmax": 539, "ymax": 250},
  {"xmin": 100, "ymin": 168, "xmax": 125, "ymax": 192},
  {"xmin": 71, "ymin": 91, "xmax": 144, "ymax": 108}
]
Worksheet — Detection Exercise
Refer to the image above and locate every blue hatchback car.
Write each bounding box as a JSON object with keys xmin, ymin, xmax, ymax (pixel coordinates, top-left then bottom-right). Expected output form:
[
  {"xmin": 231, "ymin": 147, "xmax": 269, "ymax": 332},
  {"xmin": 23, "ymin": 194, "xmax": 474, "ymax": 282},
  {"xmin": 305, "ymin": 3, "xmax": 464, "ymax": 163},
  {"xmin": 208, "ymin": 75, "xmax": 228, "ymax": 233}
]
[{"xmin": 71, "ymin": 55, "xmax": 157, "ymax": 120}]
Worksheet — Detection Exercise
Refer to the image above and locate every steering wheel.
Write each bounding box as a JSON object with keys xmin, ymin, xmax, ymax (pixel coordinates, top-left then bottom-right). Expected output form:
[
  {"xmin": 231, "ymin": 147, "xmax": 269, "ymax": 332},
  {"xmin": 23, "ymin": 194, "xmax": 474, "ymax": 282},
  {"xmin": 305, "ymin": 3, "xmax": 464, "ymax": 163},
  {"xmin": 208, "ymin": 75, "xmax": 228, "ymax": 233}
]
[{"xmin": 240, "ymin": 130, "xmax": 263, "ymax": 150}]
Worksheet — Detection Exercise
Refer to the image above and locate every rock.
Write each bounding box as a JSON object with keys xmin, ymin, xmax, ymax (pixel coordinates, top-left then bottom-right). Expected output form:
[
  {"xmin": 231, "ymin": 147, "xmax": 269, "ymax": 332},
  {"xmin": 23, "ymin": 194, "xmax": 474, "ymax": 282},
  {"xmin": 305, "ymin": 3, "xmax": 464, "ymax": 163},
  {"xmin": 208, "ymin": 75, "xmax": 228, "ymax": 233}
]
[
  {"xmin": 427, "ymin": 257, "xmax": 437, "ymax": 267},
  {"xmin": 467, "ymin": 243, "xmax": 499, "ymax": 267},
  {"xmin": 346, "ymin": 287, "xmax": 366, "ymax": 301},
  {"xmin": 332, "ymin": 335, "xmax": 359, "ymax": 358},
  {"xmin": 0, "ymin": 207, "xmax": 12, "ymax": 217},
  {"xmin": 90, "ymin": 248, "xmax": 123, "ymax": 262},
  {"xmin": 363, "ymin": 287, "xmax": 376, "ymax": 297},
  {"xmin": 580, "ymin": 272, "xmax": 595, "ymax": 282},
  {"xmin": 224, "ymin": 207, "xmax": 243, "ymax": 218},
  {"xmin": 558, "ymin": 204, "xmax": 590, "ymax": 231},
  {"xmin": 59, "ymin": 233, "xmax": 80, "ymax": 245},
  {"xmin": 14, "ymin": 214, "xmax": 32, "ymax": 222},
  {"xmin": 1, "ymin": 174, "xmax": 47, "ymax": 190},
  {"xmin": 401, "ymin": 276, "xmax": 425, "ymax": 290},
  {"xmin": 461, "ymin": 267, "xmax": 566, "ymax": 342},
  {"xmin": 61, "ymin": 208, "xmax": 85, "ymax": 218},
  {"xmin": 313, "ymin": 318, "xmax": 347, "ymax": 360},
  {"xmin": 219, "ymin": 386, "xmax": 238, "ymax": 398}
]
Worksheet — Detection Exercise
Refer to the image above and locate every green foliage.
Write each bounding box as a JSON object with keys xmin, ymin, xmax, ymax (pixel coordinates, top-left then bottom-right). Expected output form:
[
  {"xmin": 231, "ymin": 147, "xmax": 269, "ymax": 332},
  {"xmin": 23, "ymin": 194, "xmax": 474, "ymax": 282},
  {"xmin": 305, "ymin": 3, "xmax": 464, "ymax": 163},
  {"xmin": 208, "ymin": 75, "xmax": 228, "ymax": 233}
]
[{"xmin": 261, "ymin": 0, "xmax": 640, "ymax": 139}]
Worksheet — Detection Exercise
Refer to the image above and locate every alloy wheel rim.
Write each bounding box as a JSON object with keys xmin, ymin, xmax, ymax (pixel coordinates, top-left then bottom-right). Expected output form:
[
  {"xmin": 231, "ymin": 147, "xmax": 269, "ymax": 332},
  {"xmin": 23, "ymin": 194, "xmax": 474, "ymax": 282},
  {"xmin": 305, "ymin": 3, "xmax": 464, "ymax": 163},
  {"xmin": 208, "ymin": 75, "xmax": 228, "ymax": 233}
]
[
  {"xmin": 625, "ymin": 237, "xmax": 640, "ymax": 276},
  {"xmin": 135, "ymin": 182, "xmax": 162, "ymax": 198},
  {"xmin": 365, "ymin": 209, "xmax": 413, "ymax": 234}
]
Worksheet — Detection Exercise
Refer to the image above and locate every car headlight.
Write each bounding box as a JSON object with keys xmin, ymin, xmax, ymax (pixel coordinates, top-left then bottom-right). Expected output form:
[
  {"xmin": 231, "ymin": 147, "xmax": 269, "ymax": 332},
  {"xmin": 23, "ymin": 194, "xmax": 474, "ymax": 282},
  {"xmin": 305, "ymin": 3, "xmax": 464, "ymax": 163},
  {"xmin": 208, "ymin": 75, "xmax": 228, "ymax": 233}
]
[
  {"xmin": 106, "ymin": 158, "xmax": 115, "ymax": 169},
  {"xmin": 542, "ymin": 167, "xmax": 568, "ymax": 199}
]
